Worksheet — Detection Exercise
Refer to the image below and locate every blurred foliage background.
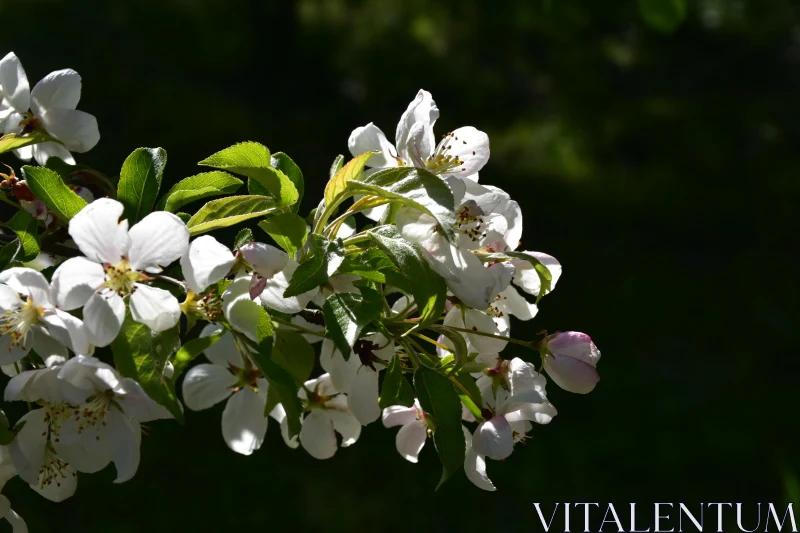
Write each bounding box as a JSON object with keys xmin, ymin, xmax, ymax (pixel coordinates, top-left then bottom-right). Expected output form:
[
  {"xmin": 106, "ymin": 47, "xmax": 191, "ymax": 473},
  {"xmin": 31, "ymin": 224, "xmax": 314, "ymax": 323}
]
[{"xmin": 1, "ymin": 0, "xmax": 798, "ymax": 531}]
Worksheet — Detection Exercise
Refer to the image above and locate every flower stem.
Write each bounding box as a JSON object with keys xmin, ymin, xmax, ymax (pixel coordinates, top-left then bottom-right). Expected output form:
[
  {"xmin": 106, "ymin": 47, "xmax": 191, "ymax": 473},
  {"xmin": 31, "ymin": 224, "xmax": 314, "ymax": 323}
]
[
  {"xmin": 270, "ymin": 315, "xmax": 326, "ymax": 337},
  {"xmin": 431, "ymin": 323, "xmax": 534, "ymax": 349}
]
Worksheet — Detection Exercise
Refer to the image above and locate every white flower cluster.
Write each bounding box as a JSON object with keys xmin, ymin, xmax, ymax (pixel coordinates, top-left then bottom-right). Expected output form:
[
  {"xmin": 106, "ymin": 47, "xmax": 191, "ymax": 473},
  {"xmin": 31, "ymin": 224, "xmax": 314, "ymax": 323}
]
[{"xmin": 0, "ymin": 56, "xmax": 601, "ymax": 531}]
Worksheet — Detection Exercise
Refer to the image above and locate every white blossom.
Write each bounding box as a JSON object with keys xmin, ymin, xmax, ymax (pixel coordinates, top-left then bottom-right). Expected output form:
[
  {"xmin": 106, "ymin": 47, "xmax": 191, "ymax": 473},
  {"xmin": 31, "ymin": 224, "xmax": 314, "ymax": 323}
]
[
  {"xmin": 50, "ymin": 198, "xmax": 189, "ymax": 347},
  {"xmin": 381, "ymin": 399, "xmax": 429, "ymax": 463},
  {"xmin": 0, "ymin": 52, "xmax": 99, "ymax": 165},
  {"xmin": 298, "ymin": 373, "xmax": 360, "ymax": 459}
]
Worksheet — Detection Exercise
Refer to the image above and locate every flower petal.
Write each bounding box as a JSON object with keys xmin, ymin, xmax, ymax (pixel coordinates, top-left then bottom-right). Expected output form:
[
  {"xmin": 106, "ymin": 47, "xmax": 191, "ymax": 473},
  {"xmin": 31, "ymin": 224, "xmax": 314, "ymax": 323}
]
[
  {"xmin": 513, "ymin": 251, "xmax": 562, "ymax": 297},
  {"xmin": 127, "ymin": 212, "xmax": 189, "ymax": 273},
  {"xmin": 395, "ymin": 89, "xmax": 439, "ymax": 162},
  {"xmin": 269, "ymin": 403, "xmax": 300, "ymax": 449},
  {"xmin": 438, "ymin": 126, "xmax": 490, "ymax": 179},
  {"xmin": 0, "ymin": 267, "xmax": 52, "ymax": 307},
  {"xmin": 31, "ymin": 141, "xmax": 75, "ymax": 165},
  {"xmin": 300, "ymin": 411, "xmax": 337, "ymax": 459},
  {"xmin": 129, "ymin": 284, "xmax": 181, "ymax": 332},
  {"xmin": 51, "ymin": 256, "xmax": 105, "ymax": 311},
  {"xmin": 329, "ymin": 410, "xmax": 361, "ymax": 447},
  {"xmin": 239, "ymin": 242, "xmax": 288, "ymax": 279},
  {"xmin": 68, "ymin": 198, "xmax": 130, "ymax": 265},
  {"xmin": 105, "ymin": 409, "xmax": 141, "ymax": 483},
  {"xmin": 221, "ymin": 388, "xmax": 267, "ymax": 456},
  {"xmin": 40, "ymin": 309, "xmax": 88, "ymax": 355},
  {"xmin": 258, "ymin": 258, "xmax": 318, "ymax": 313},
  {"xmin": 9, "ymin": 410, "xmax": 47, "ymax": 484},
  {"xmin": 83, "ymin": 292, "xmax": 125, "ymax": 347},
  {"xmin": 395, "ymin": 420, "xmax": 427, "ymax": 463},
  {"xmin": 180, "ymin": 235, "xmax": 235, "ymax": 294},
  {"xmin": 543, "ymin": 354, "xmax": 600, "ymax": 394},
  {"xmin": 493, "ymin": 285, "xmax": 537, "ymax": 321},
  {"xmin": 182, "ymin": 364, "xmax": 236, "ymax": 411},
  {"xmin": 348, "ymin": 122, "xmax": 400, "ymax": 168},
  {"xmin": 347, "ymin": 366, "xmax": 380, "ymax": 425},
  {"xmin": 319, "ymin": 339, "xmax": 358, "ymax": 393},
  {"xmin": 472, "ymin": 415, "xmax": 514, "ymax": 461},
  {"xmin": 114, "ymin": 377, "xmax": 173, "ymax": 421},
  {"xmin": 0, "ymin": 52, "xmax": 30, "ymax": 114},
  {"xmin": 200, "ymin": 324, "xmax": 243, "ymax": 367},
  {"xmin": 39, "ymin": 108, "xmax": 99, "ymax": 153},
  {"xmin": 464, "ymin": 445, "xmax": 496, "ymax": 491},
  {"xmin": 30, "ymin": 69, "xmax": 81, "ymax": 115},
  {"xmin": 381, "ymin": 405, "xmax": 419, "ymax": 428}
]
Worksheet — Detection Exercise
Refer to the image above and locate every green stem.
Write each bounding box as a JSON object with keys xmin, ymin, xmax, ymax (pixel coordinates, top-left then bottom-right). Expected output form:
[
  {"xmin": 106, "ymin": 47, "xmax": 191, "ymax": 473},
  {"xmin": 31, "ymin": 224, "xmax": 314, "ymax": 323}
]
[
  {"xmin": 0, "ymin": 194, "xmax": 19, "ymax": 209},
  {"xmin": 271, "ymin": 316, "xmax": 326, "ymax": 338},
  {"xmin": 431, "ymin": 323, "xmax": 534, "ymax": 349}
]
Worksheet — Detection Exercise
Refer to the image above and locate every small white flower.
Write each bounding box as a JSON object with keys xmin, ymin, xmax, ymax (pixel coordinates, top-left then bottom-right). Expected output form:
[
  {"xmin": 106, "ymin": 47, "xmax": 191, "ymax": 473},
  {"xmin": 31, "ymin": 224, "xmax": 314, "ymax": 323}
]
[
  {"xmin": 239, "ymin": 242, "xmax": 318, "ymax": 314},
  {"xmin": 182, "ymin": 323, "xmax": 294, "ymax": 455},
  {"xmin": 298, "ymin": 373, "xmax": 361, "ymax": 459},
  {"xmin": 51, "ymin": 198, "xmax": 189, "ymax": 347},
  {"xmin": 319, "ymin": 335, "xmax": 395, "ymax": 425},
  {"xmin": 465, "ymin": 364, "xmax": 556, "ymax": 491},
  {"xmin": 542, "ymin": 331, "xmax": 601, "ymax": 394},
  {"xmin": 0, "ymin": 267, "xmax": 87, "ymax": 364},
  {"xmin": 381, "ymin": 399, "xmax": 429, "ymax": 463},
  {"xmin": 0, "ymin": 52, "xmax": 99, "ymax": 165}
]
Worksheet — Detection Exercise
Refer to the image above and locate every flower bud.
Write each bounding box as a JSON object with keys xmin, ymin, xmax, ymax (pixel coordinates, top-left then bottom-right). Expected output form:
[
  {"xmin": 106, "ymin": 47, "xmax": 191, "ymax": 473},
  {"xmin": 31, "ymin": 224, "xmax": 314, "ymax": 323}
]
[{"xmin": 542, "ymin": 332, "xmax": 600, "ymax": 394}]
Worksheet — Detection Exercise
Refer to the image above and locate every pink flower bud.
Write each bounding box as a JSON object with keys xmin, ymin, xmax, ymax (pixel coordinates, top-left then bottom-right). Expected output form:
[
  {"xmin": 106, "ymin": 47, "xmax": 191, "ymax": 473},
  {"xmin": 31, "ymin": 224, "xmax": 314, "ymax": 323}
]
[{"xmin": 543, "ymin": 332, "xmax": 600, "ymax": 394}]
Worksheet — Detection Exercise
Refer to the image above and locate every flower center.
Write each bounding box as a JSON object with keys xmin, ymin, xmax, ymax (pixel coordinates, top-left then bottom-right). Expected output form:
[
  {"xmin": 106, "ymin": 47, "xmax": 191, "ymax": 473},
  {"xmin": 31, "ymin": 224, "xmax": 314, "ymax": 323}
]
[
  {"xmin": 72, "ymin": 391, "xmax": 114, "ymax": 434},
  {"xmin": 425, "ymin": 132, "xmax": 466, "ymax": 175},
  {"xmin": 103, "ymin": 258, "xmax": 143, "ymax": 296},
  {"xmin": 454, "ymin": 201, "xmax": 488, "ymax": 243},
  {"xmin": 0, "ymin": 297, "xmax": 44, "ymax": 351},
  {"xmin": 38, "ymin": 441, "xmax": 74, "ymax": 490},
  {"xmin": 182, "ymin": 290, "xmax": 222, "ymax": 322},
  {"xmin": 18, "ymin": 113, "xmax": 41, "ymax": 135},
  {"xmin": 304, "ymin": 384, "xmax": 338, "ymax": 410}
]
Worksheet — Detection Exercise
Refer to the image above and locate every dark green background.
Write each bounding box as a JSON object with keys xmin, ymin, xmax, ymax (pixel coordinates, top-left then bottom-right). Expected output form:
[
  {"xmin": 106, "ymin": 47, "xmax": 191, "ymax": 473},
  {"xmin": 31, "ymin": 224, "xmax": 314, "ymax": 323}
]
[{"xmin": 1, "ymin": 0, "xmax": 798, "ymax": 531}]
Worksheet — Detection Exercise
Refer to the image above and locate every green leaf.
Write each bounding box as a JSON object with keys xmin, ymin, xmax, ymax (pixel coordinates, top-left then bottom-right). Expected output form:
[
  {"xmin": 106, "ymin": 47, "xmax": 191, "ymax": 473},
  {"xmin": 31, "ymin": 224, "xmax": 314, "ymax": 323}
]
[
  {"xmin": 111, "ymin": 316, "xmax": 184, "ymax": 423},
  {"xmin": 21, "ymin": 166, "xmax": 88, "ymax": 222},
  {"xmin": 474, "ymin": 250, "xmax": 552, "ymax": 303},
  {"xmin": 170, "ymin": 332, "xmax": 224, "ymax": 380},
  {"xmin": 186, "ymin": 195, "xmax": 278, "ymax": 236},
  {"xmin": 414, "ymin": 366, "xmax": 466, "ymax": 489},
  {"xmin": 200, "ymin": 142, "xmax": 298, "ymax": 207},
  {"xmin": 638, "ymin": 0, "xmax": 687, "ymax": 33},
  {"xmin": 322, "ymin": 286, "xmax": 383, "ymax": 359},
  {"xmin": 0, "ymin": 239, "xmax": 20, "ymax": 270},
  {"xmin": 272, "ymin": 152, "xmax": 304, "ymax": 213},
  {"xmin": 246, "ymin": 307, "xmax": 303, "ymax": 438},
  {"xmin": 369, "ymin": 225, "xmax": 446, "ymax": 327},
  {"xmin": 0, "ymin": 409, "xmax": 15, "ymax": 445},
  {"xmin": 324, "ymin": 151, "xmax": 377, "ymax": 208},
  {"xmin": 329, "ymin": 154, "xmax": 344, "ymax": 178},
  {"xmin": 175, "ymin": 212, "xmax": 191, "ymax": 224},
  {"xmin": 273, "ymin": 330, "xmax": 315, "ymax": 384},
  {"xmin": 117, "ymin": 147, "xmax": 167, "ymax": 224},
  {"xmin": 283, "ymin": 233, "xmax": 344, "ymax": 297},
  {"xmin": 157, "ymin": 171, "xmax": 243, "ymax": 212},
  {"xmin": 348, "ymin": 167, "xmax": 457, "ymax": 241},
  {"xmin": 427, "ymin": 325, "xmax": 468, "ymax": 375},
  {"xmin": 379, "ymin": 353, "xmax": 415, "ymax": 408},
  {"xmin": 7, "ymin": 209, "xmax": 39, "ymax": 262},
  {"xmin": 257, "ymin": 212, "xmax": 308, "ymax": 256},
  {"xmin": 233, "ymin": 228, "xmax": 254, "ymax": 251},
  {"xmin": 0, "ymin": 132, "xmax": 57, "ymax": 154},
  {"xmin": 453, "ymin": 372, "xmax": 484, "ymax": 421}
]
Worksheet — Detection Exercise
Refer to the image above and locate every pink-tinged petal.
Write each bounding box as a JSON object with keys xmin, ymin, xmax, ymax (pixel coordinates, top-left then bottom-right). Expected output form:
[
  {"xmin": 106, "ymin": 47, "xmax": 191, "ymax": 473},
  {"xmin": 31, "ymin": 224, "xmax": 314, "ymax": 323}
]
[
  {"xmin": 438, "ymin": 126, "xmax": 490, "ymax": 179},
  {"xmin": 381, "ymin": 405, "xmax": 419, "ymax": 428},
  {"xmin": 0, "ymin": 52, "xmax": 30, "ymax": 114},
  {"xmin": 68, "ymin": 198, "xmax": 130, "ymax": 265},
  {"xmin": 547, "ymin": 331, "xmax": 601, "ymax": 365},
  {"xmin": 128, "ymin": 211, "xmax": 189, "ymax": 273},
  {"xmin": 182, "ymin": 364, "xmax": 236, "ymax": 411},
  {"xmin": 239, "ymin": 242, "xmax": 288, "ymax": 279},
  {"xmin": 543, "ymin": 353, "xmax": 600, "ymax": 394},
  {"xmin": 30, "ymin": 68, "xmax": 81, "ymax": 115},
  {"xmin": 39, "ymin": 108, "xmax": 98, "ymax": 153},
  {"xmin": 348, "ymin": 122, "xmax": 400, "ymax": 167},
  {"xmin": 180, "ymin": 235, "xmax": 235, "ymax": 294},
  {"xmin": 472, "ymin": 415, "xmax": 514, "ymax": 461},
  {"xmin": 300, "ymin": 411, "xmax": 337, "ymax": 459},
  {"xmin": 51, "ymin": 256, "xmax": 105, "ymax": 310},
  {"xmin": 83, "ymin": 291, "xmax": 125, "ymax": 347},
  {"xmin": 31, "ymin": 141, "xmax": 75, "ymax": 165},
  {"xmin": 129, "ymin": 284, "xmax": 181, "ymax": 332},
  {"xmin": 395, "ymin": 420, "xmax": 427, "ymax": 463},
  {"xmin": 222, "ymin": 388, "xmax": 267, "ymax": 456},
  {"xmin": 347, "ymin": 367, "xmax": 380, "ymax": 425}
]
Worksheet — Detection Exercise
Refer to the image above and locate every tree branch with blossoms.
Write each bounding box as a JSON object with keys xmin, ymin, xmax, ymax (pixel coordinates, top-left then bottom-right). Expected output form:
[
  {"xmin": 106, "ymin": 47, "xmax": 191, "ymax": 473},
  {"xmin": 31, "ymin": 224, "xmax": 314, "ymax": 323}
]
[{"xmin": 0, "ymin": 51, "xmax": 602, "ymax": 531}]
